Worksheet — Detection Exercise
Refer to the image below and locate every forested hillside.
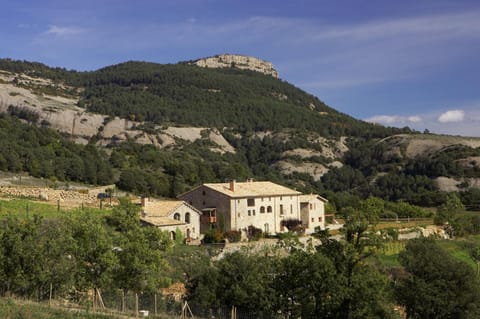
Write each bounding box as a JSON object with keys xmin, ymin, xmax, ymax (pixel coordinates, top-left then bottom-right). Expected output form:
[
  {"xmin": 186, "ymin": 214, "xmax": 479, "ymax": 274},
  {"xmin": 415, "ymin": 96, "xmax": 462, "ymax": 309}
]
[{"xmin": 1, "ymin": 57, "xmax": 480, "ymax": 213}]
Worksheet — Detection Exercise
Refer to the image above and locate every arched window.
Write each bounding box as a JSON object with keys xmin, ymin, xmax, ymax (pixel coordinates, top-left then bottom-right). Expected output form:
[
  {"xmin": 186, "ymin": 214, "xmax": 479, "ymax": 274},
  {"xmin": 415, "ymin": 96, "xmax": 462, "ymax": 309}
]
[
  {"xmin": 174, "ymin": 213, "xmax": 181, "ymax": 221},
  {"xmin": 260, "ymin": 206, "xmax": 265, "ymax": 213},
  {"xmin": 185, "ymin": 212, "xmax": 191, "ymax": 223},
  {"xmin": 267, "ymin": 206, "xmax": 272, "ymax": 213}
]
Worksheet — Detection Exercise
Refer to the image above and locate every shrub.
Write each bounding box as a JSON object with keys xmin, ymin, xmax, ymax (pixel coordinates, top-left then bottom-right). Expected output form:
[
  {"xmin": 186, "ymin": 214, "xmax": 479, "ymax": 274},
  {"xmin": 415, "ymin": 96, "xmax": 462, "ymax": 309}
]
[
  {"xmin": 247, "ymin": 225, "xmax": 263, "ymax": 241},
  {"xmin": 202, "ymin": 229, "xmax": 225, "ymax": 243},
  {"xmin": 281, "ymin": 218, "xmax": 303, "ymax": 230},
  {"xmin": 224, "ymin": 230, "xmax": 241, "ymax": 243},
  {"xmin": 280, "ymin": 218, "xmax": 305, "ymax": 234}
]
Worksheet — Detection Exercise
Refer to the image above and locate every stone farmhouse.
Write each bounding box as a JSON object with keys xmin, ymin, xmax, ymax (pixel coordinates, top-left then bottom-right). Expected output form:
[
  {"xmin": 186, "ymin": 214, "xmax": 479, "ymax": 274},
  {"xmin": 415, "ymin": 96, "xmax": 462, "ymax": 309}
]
[
  {"xmin": 140, "ymin": 198, "xmax": 201, "ymax": 240},
  {"xmin": 178, "ymin": 180, "xmax": 326, "ymax": 235}
]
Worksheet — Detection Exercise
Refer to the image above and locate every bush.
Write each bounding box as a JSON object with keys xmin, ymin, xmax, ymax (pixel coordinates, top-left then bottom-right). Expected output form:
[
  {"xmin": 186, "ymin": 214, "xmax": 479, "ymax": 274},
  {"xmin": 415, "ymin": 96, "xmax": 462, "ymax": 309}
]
[
  {"xmin": 247, "ymin": 225, "xmax": 262, "ymax": 241},
  {"xmin": 202, "ymin": 229, "xmax": 225, "ymax": 243},
  {"xmin": 224, "ymin": 230, "xmax": 241, "ymax": 243},
  {"xmin": 281, "ymin": 218, "xmax": 305, "ymax": 235}
]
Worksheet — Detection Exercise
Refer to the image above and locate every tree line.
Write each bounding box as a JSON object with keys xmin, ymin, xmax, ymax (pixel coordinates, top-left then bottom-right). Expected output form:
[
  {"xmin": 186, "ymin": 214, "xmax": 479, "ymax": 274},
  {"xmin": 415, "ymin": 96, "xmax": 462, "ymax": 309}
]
[
  {"xmin": 0, "ymin": 198, "xmax": 479, "ymax": 318},
  {"xmin": 185, "ymin": 205, "xmax": 480, "ymax": 319}
]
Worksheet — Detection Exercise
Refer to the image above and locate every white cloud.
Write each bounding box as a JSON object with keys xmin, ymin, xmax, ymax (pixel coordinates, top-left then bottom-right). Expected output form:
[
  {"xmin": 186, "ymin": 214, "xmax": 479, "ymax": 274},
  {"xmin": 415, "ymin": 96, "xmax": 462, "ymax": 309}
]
[
  {"xmin": 45, "ymin": 25, "xmax": 85, "ymax": 36},
  {"xmin": 408, "ymin": 116, "xmax": 422, "ymax": 123},
  {"xmin": 365, "ymin": 115, "xmax": 400, "ymax": 124},
  {"xmin": 363, "ymin": 106, "xmax": 480, "ymax": 137},
  {"xmin": 313, "ymin": 11, "xmax": 480, "ymax": 42},
  {"xmin": 365, "ymin": 115, "xmax": 422, "ymax": 125},
  {"xmin": 438, "ymin": 110, "xmax": 465, "ymax": 123}
]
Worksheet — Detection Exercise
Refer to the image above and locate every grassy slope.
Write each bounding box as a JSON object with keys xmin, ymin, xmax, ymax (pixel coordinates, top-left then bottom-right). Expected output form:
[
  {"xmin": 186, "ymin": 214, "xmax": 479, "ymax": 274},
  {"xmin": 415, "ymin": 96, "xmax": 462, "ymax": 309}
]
[
  {"xmin": 0, "ymin": 198, "xmax": 110, "ymax": 219},
  {"xmin": 376, "ymin": 235, "xmax": 480, "ymax": 268},
  {"xmin": 0, "ymin": 298, "xmax": 113, "ymax": 319}
]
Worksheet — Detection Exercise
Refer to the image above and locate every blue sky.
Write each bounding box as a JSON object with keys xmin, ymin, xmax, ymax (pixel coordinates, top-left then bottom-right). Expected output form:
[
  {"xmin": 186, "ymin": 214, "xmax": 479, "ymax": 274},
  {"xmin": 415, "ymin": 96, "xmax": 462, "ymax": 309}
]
[{"xmin": 1, "ymin": 0, "xmax": 480, "ymax": 137}]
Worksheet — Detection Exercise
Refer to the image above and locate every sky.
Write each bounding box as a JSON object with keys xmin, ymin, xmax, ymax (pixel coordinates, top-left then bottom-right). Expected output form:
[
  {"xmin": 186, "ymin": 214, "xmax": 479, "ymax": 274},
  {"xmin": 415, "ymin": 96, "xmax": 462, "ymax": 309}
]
[{"xmin": 1, "ymin": 0, "xmax": 480, "ymax": 137}]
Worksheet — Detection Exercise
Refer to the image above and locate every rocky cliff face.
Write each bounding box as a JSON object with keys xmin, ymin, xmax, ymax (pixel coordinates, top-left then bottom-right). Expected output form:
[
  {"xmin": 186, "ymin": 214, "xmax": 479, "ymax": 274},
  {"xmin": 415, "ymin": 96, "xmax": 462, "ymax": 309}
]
[
  {"xmin": 0, "ymin": 70, "xmax": 236, "ymax": 153},
  {"xmin": 193, "ymin": 54, "xmax": 279, "ymax": 78}
]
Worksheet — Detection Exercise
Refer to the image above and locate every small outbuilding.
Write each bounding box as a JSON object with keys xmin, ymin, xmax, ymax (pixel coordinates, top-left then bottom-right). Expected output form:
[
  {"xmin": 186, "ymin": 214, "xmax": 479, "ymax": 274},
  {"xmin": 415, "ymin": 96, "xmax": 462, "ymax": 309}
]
[{"xmin": 140, "ymin": 197, "xmax": 201, "ymax": 241}]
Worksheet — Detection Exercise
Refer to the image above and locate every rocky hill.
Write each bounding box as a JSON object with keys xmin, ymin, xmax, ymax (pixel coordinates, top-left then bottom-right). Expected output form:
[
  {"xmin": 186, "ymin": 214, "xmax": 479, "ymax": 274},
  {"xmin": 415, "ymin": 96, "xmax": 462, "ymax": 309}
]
[
  {"xmin": 192, "ymin": 54, "xmax": 279, "ymax": 78},
  {"xmin": 0, "ymin": 57, "xmax": 479, "ymax": 210}
]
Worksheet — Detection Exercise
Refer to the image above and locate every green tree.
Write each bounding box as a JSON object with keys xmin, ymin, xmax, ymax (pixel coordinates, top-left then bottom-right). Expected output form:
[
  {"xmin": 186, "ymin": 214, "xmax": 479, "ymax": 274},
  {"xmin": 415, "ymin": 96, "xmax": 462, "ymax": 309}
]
[
  {"xmin": 274, "ymin": 250, "xmax": 341, "ymax": 318},
  {"xmin": 108, "ymin": 199, "xmax": 170, "ymax": 312},
  {"xmin": 315, "ymin": 205, "xmax": 394, "ymax": 319},
  {"xmin": 435, "ymin": 192, "xmax": 465, "ymax": 226},
  {"xmin": 396, "ymin": 238, "xmax": 480, "ymax": 319},
  {"xmin": 71, "ymin": 215, "xmax": 116, "ymax": 310}
]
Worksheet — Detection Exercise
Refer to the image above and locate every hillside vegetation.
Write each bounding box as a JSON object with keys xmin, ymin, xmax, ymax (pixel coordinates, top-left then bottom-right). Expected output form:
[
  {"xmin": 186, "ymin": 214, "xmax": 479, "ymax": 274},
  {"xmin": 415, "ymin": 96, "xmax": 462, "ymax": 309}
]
[{"xmin": 0, "ymin": 58, "xmax": 480, "ymax": 213}]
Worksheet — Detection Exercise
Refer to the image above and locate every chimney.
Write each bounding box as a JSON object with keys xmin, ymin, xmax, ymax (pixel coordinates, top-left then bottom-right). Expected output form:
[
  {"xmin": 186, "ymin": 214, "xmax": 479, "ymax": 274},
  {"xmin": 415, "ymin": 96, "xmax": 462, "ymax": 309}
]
[{"xmin": 229, "ymin": 180, "xmax": 236, "ymax": 192}]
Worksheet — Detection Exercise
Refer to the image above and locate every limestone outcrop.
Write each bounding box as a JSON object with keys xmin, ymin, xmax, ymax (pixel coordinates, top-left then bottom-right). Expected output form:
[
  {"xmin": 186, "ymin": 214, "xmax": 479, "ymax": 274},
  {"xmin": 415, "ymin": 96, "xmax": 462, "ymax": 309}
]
[{"xmin": 193, "ymin": 54, "xmax": 279, "ymax": 78}]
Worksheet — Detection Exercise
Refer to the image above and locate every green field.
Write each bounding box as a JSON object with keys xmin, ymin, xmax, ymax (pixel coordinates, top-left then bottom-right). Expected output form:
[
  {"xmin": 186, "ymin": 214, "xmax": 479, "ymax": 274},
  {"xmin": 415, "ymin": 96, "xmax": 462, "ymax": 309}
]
[
  {"xmin": 0, "ymin": 298, "xmax": 114, "ymax": 319},
  {"xmin": 376, "ymin": 235, "xmax": 480, "ymax": 269},
  {"xmin": 0, "ymin": 198, "xmax": 111, "ymax": 219}
]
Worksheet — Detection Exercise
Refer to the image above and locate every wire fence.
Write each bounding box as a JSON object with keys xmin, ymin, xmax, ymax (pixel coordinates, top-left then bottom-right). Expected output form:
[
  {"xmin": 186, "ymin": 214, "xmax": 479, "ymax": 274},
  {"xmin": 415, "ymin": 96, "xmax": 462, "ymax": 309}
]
[{"xmin": 47, "ymin": 289, "xmax": 265, "ymax": 319}]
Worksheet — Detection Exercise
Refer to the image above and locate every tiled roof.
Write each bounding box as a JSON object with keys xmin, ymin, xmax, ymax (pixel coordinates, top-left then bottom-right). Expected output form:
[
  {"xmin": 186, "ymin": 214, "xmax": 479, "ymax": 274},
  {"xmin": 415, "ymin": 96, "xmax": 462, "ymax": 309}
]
[
  {"xmin": 141, "ymin": 216, "xmax": 185, "ymax": 227},
  {"xmin": 143, "ymin": 200, "xmax": 184, "ymax": 217},
  {"xmin": 299, "ymin": 194, "xmax": 328, "ymax": 202},
  {"xmin": 203, "ymin": 181, "xmax": 301, "ymax": 198}
]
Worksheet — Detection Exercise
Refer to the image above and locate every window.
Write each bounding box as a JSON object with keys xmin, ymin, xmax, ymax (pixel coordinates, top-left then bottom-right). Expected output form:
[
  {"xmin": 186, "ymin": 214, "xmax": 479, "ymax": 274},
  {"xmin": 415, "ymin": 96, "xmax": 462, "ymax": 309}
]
[
  {"xmin": 247, "ymin": 198, "xmax": 255, "ymax": 206},
  {"xmin": 185, "ymin": 212, "xmax": 191, "ymax": 223},
  {"xmin": 253, "ymin": 210, "xmax": 256, "ymax": 216},
  {"xmin": 311, "ymin": 217, "xmax": 314, "ymax": 222},
  {"xmin": 280, "ymin": 196, "xmax": 283, "ymax": 200},
  {"xmin": 260, "ymin": 206, "xmax": 265, "ymax": 213},
  {"xmin": 267, "ymin": 206, "xmax": 272, "ymax": 213},
  {"xmin": 310, "ymin": 203, "xmax": 313, "ymax": 210},
  {"xmin": 280, "ymin": 205, "xmax": 284, "ymax": 215},
  {"xmin": 248, "ymin": 210, "xmax": 251, "ymax": 216},
  {"xmin": 290, "ymin": 204, "xmax": 293, "ymax": 214},
  {"xmin": 264, "ymin": 223, "xmax": 269, "ymax": 233},
  {"xmin": 174, "ymin": 213, "xmax": 181, "ymax": 221},
  {"xmin": 318, "ymin": 217, "xmax": 322, "ymax": 222},
  {"xmin": 202, "ymin": 190, "xmax": 206, "ymax": 196}
]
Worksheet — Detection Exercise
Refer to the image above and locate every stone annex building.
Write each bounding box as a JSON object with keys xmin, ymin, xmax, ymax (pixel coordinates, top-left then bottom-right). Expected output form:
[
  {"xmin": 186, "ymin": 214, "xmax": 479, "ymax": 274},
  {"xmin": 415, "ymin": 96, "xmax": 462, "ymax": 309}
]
[
  {"xmin": 140, "ymin": 198, "xmax": 202, "ymax": 240},
  {"xmin": 178, "ymin": 180, "xmax": 326, "ymax": 235}
]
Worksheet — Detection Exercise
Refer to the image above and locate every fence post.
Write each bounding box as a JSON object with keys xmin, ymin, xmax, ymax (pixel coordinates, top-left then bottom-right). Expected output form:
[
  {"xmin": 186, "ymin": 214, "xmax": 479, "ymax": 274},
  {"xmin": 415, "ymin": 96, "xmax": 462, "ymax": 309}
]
[
  {"xmin": 135, "ymin": 293, "xmax": 139, "ymax": 318},
  {"xmin": 49, "ymin": 283, "xmax": 53, "ymax": 306}
]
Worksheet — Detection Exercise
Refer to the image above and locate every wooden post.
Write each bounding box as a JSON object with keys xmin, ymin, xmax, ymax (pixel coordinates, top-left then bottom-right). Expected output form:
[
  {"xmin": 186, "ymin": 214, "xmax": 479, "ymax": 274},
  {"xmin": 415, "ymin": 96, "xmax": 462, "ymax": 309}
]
[
  {"xmin": 93, "ymin": 288, "xmax": 96, "ymax": 313},
  {"xmin": 121, "ymin": 289, "xmax": 125, "ymax": 313},
  {"xmin": 135, "ymin": 292, "xmax": 139, "ymax": 319},
  {"xmin": 49, "ymin": 283, "xmax": 53, "ymax": 306},
  {"xmin": 154, "ymin": 294, "xmax": 157, "ymax": 316}
]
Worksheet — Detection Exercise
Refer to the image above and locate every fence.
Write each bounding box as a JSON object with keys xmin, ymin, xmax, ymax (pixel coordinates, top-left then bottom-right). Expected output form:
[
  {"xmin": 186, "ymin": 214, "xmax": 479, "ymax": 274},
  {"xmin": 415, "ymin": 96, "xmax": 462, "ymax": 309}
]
[
  {"xmin": 44, "ymin": 289, "xmax": 266, "ymax": 319},
  {"xmin": 30, "ymin": 289, "xmax": 278, "ymax": 319},
  {"xmin": 379, "ymin": 217, "xmax": 433, "ymax": 223}
]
